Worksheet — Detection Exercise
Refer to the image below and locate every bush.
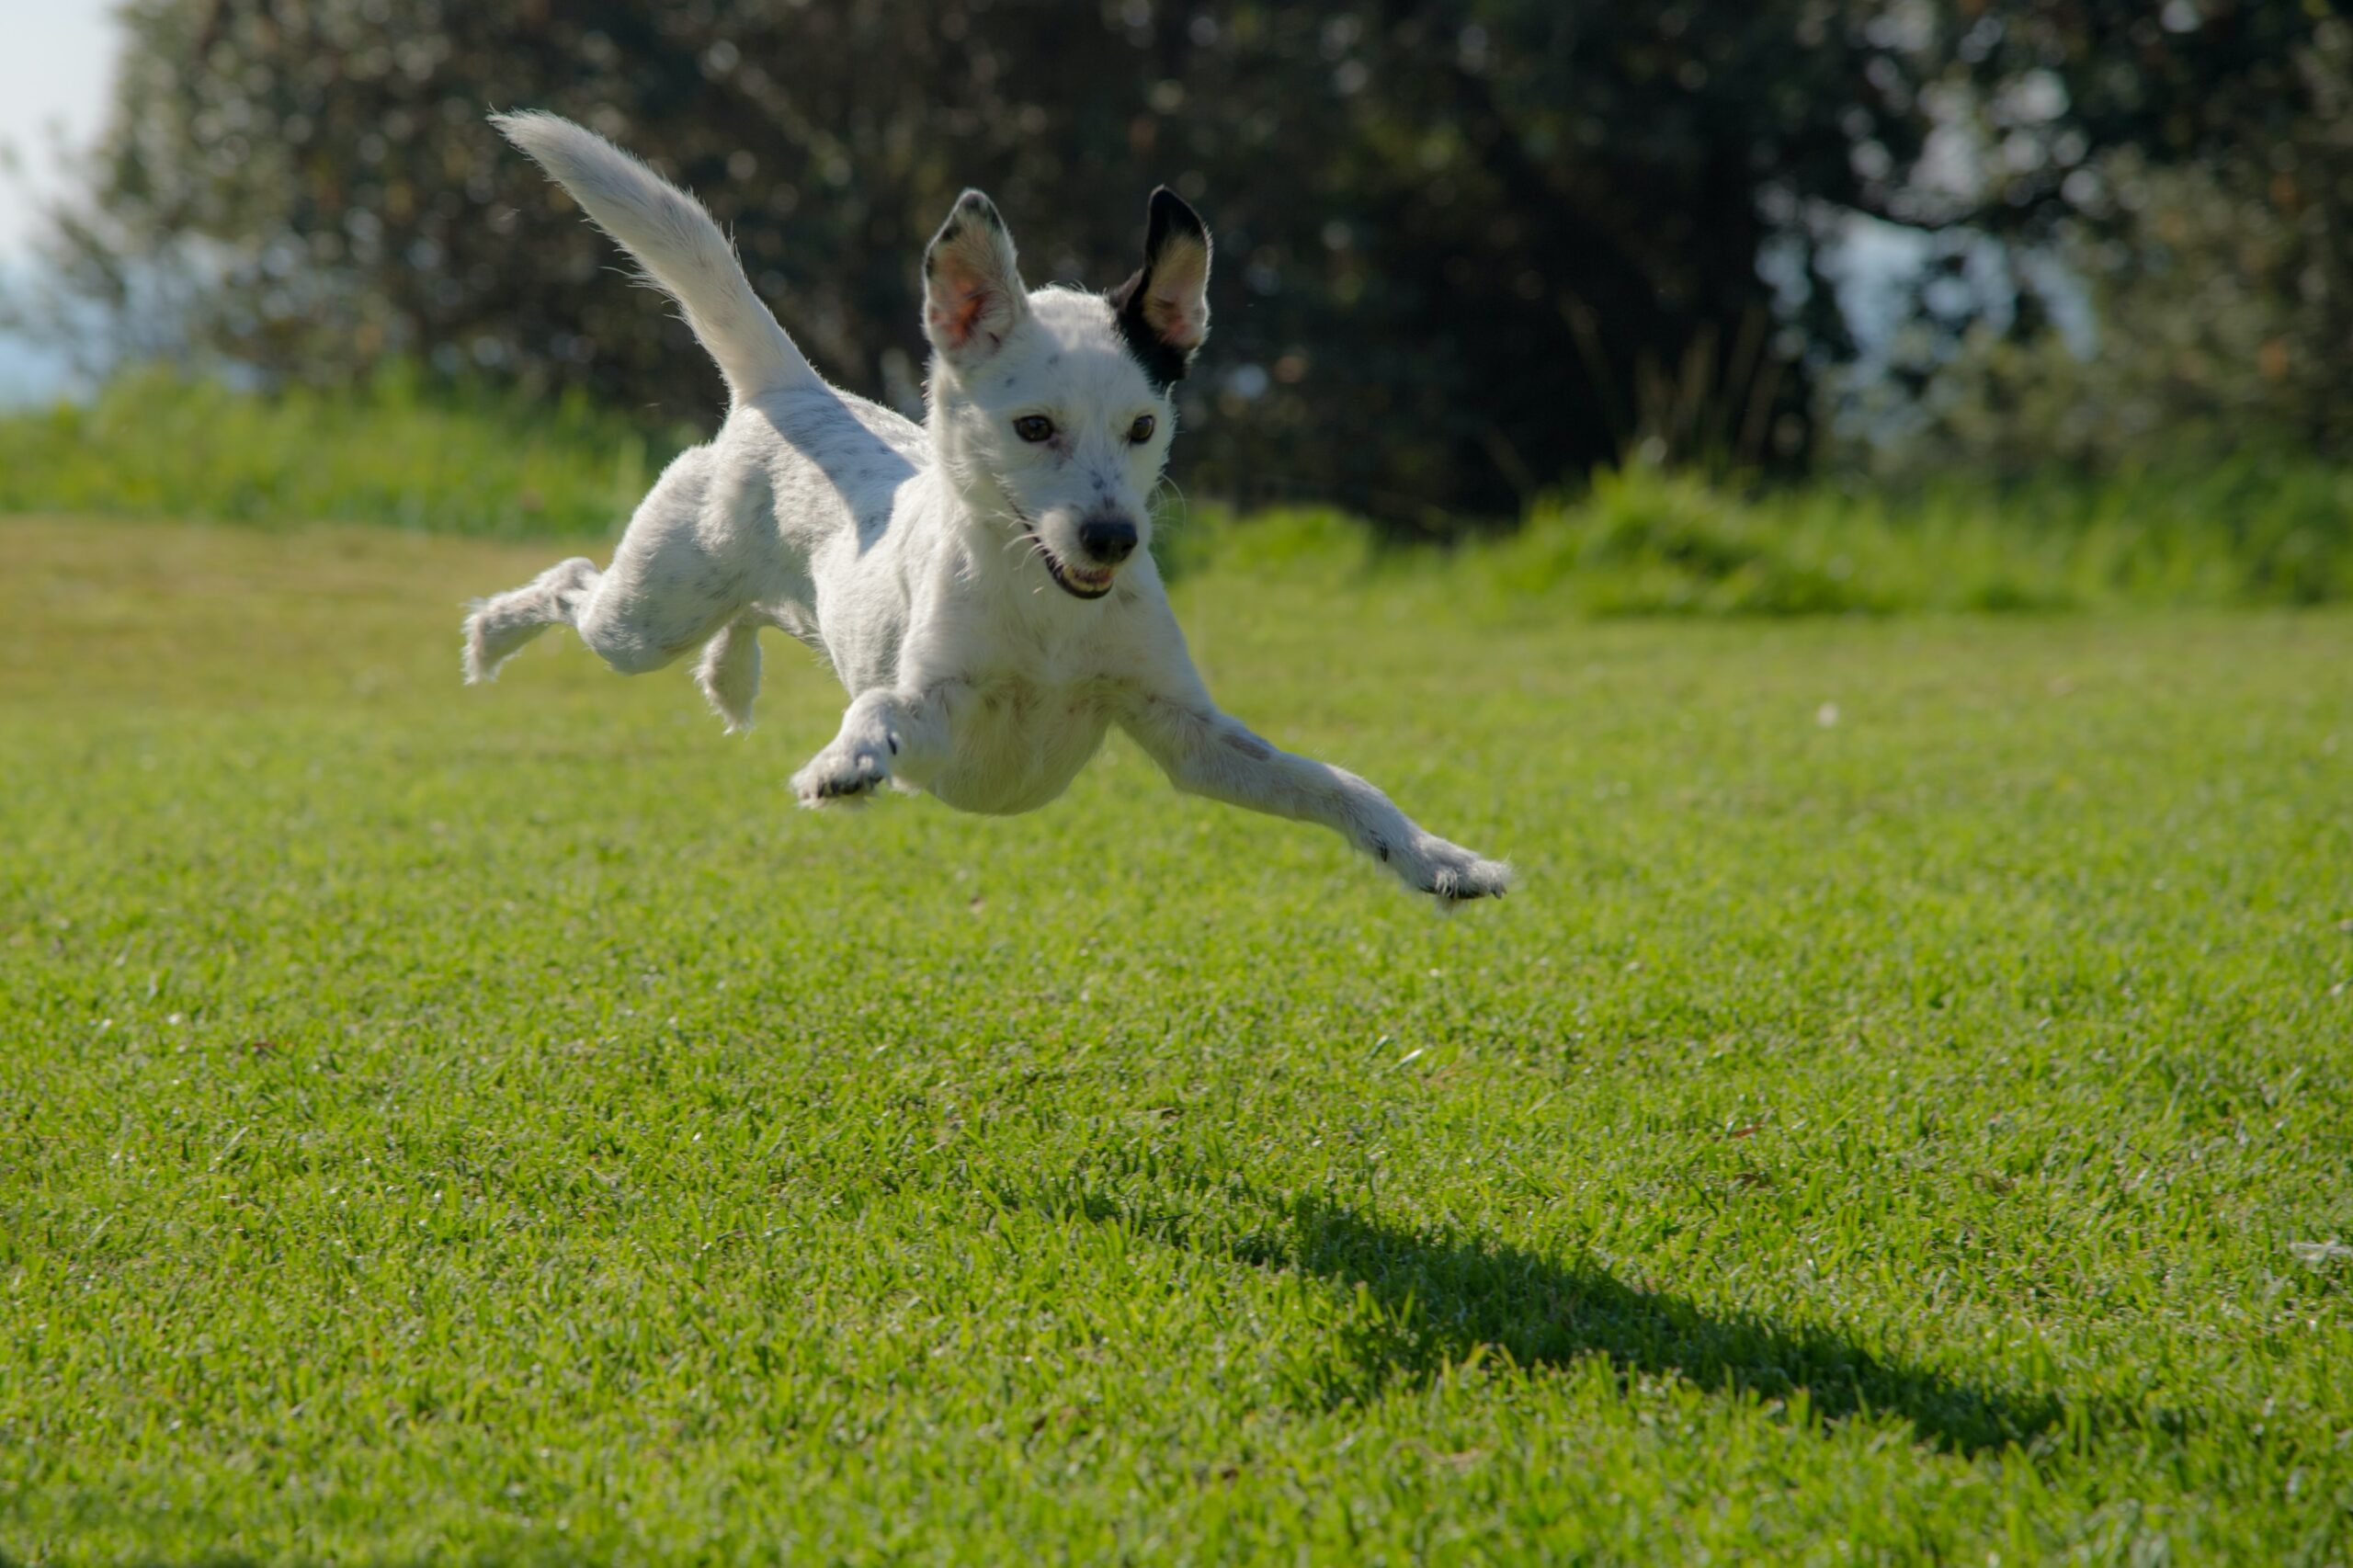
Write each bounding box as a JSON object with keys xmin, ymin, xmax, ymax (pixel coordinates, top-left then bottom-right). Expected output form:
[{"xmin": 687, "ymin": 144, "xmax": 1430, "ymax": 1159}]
[
  {"xmin": 1186, "ymin": 460, "xmax": 2353, "ymax": 617},
  {"xmin": 4, "ymin": 370, "xmax": 2347, "ymax": 615},
  {"xmin": 0, "ymin": 363, "xmax": 688, "ymax": 538}
]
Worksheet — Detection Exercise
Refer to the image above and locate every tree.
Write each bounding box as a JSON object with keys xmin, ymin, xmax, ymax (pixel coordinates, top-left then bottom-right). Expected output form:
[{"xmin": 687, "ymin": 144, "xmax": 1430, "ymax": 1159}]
[
  {"xmin": 1833, "ymin": 6, "xmax": 2352, "ymax": 472},
  {"xmin": 17, "ymin": 1, "xmax": 2331, "ymax": 528}
]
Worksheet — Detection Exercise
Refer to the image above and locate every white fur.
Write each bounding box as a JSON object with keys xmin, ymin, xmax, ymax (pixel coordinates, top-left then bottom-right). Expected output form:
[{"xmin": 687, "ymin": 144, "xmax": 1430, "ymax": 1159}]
[{"xmin": 465, "ymin": 112, "xmax": 1511, "ymax": 906}]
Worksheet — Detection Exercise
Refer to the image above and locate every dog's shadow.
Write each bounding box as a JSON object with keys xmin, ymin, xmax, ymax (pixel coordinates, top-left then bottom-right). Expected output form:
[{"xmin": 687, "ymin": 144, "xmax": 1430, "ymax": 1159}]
[{"xmin": 1018, "ymin": 1163, "xmax": 2071, "ymax": 1458}]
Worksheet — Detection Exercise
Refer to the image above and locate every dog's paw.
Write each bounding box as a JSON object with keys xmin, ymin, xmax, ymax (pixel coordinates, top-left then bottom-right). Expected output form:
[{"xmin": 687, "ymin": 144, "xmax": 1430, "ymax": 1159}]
[
  {"xmin": 791, "ymin": 744, "xmax": 891, "ymax": 807},
  {"xmin": 1390, "ymin": 833, "xmax": 1514, "ymax": 909}
]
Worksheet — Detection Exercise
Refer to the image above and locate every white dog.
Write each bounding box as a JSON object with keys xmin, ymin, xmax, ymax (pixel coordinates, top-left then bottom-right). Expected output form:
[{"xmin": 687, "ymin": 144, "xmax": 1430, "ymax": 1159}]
[{"xmin": 463, "ymin": 112, "xmax": 1510, "ymax": 905}]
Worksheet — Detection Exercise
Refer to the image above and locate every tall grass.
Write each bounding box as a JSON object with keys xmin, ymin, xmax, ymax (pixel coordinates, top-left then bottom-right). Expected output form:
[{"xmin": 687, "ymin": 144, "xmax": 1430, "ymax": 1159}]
[
  {"xmin": 0, "ymin": 364, "xmax": 688, "ymax": 539},
  {"xmin": 4, "ymin": 369, "xmax": 2347, "ymax": 612},
  {"xmin": 1472, "ymin": 458, "xmax": 2353, "ymax": 614},
  {"xmin": 1176, "ymin": 460, "xmax": 2353, "ymax": 614}
]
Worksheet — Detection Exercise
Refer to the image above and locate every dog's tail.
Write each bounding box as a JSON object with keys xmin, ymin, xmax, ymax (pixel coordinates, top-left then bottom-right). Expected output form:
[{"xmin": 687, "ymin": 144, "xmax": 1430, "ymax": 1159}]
[{"xmin": 492, "ymin": 109, "xmax": 816, "ymax": 404}]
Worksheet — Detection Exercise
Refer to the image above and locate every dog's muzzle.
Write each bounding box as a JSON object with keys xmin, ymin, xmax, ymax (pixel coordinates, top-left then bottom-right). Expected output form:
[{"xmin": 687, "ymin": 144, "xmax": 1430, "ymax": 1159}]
[
  {"xmin": 1078, "ymin": 516, "xmax": 1138, "ymax": 565},
  {"xmin": 1029, "ymin": 535, "xmax": 1114, "ymax": 597},
  {"xmin": 1027, "ymin": 517, "xmax": 1138, "ymax": 600},
  {"xmin": 1012, "ymin": 502, "xmax": 1138, "ymax": 600}
]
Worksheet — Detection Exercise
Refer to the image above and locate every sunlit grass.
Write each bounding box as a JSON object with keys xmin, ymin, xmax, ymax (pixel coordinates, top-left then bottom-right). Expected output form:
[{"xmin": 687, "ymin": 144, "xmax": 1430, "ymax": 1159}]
[
  {"xmin": 5, "ymin": 370, "xmax": 2349, "ymax": 613},
  {"xmin": 0, "ymin": 366, "xmax": 686, "ymax": 540},
  {"xmin": 2, "ymin": 516, "xmax": 2350, "ymax": 1564}
]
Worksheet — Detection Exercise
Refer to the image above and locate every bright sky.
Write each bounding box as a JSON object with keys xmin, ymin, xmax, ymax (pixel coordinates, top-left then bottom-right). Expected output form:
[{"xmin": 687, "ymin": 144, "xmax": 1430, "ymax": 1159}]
[{"xmin": 0, "ymin": 0, "xmax": 119, "ymax": 261}]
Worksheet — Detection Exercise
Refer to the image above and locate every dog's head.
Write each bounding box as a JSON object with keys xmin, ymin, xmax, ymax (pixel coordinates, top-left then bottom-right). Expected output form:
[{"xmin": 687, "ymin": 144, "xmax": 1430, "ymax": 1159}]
[{"xmin": 920, "ymin": 187, "xmax": 1211, "ymax": 600}]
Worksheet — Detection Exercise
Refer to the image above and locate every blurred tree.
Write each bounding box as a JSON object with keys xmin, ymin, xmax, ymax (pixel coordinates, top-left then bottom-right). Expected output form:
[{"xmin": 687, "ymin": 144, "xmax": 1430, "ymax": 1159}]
[
  {"xmin": 1833, "ymin": 4, "xmax": 2351, "ymax": 472},
  {"xmin": 12, "ymin": 0, "xmax": 2333, "ymax": 528}
]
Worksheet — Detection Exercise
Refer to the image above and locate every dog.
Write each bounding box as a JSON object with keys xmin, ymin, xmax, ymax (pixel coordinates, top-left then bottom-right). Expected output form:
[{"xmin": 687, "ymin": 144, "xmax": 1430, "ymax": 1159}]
[{"xmin": 463, "ymin": 111, "xmax": 1510, "ymax": 906}]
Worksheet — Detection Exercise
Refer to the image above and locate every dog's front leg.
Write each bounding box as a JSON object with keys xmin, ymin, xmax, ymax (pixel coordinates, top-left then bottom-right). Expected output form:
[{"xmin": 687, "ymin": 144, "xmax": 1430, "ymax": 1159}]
[
  {"xmin": 791, "ymin": 684, "xmax": 957, "ymax": 806},
  {"xmin": 1120, "ymin": 693, "xmax": 1512, "ymax": 905}
]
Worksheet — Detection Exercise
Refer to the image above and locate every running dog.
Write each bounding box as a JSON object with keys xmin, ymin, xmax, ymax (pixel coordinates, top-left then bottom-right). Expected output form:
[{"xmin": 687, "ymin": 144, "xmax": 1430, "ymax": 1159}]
[{"xmin": 464, "ymin": 111, "xmax": 1510, "ymax": 905}]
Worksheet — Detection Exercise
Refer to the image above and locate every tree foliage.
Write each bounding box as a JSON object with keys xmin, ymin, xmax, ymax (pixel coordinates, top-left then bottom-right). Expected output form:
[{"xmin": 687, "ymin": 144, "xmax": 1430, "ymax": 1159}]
[
  {"xmin": 1860, "ymin": 9, "xmax": 2353, "ymax": 473},
  {"xmin": 22, "ymin": 0, "xmax": 2335, "ymax": 528}
]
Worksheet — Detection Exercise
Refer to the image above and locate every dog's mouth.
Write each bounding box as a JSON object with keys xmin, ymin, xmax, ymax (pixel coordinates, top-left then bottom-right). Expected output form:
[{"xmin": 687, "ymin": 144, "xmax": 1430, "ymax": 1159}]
[{"xmin": 1026, "ymin": 531, "xmax": 1117, "ymax": 600}]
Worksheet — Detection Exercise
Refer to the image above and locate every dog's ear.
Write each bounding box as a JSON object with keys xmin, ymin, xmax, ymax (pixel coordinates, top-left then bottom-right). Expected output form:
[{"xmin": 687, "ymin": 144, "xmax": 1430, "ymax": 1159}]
[
  {"xmin": 1109, "ymin": 187, "xmax": 1212, "ymax": 388},
  {"xmin": 923, "ymin": 190, "xmax": 1029, "ymax": 369}
]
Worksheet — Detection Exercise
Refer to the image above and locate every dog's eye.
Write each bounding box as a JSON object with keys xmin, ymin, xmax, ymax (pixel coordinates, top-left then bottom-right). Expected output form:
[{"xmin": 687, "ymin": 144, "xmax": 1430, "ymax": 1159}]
[
  {"xmin": 1013, "ymin": 415, "xmax": 1055, "ymax": 443},
  {"xmin": 1127, "ymin": 415, "xmax": 1156, "ymax": 444}
]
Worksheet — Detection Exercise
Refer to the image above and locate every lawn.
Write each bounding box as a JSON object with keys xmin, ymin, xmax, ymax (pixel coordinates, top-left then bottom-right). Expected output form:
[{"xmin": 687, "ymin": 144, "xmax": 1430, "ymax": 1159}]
[{"xmin": 3, "ymin": 514, "xmax": 2350, "ymax": 1564}]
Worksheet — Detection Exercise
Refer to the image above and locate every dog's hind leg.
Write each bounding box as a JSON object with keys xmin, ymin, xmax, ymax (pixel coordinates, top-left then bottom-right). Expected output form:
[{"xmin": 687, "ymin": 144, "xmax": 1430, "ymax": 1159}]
[
  {"xmin": 696, "ymin": 614, "xmax": 763, "ymax": 733},
  {"xmin": 465, "ymin": 444, "xmax": 755, "ymax": 686},
  {"xmin": 462, "ymin": 556, "xmax": 600, "ymax": 683}
]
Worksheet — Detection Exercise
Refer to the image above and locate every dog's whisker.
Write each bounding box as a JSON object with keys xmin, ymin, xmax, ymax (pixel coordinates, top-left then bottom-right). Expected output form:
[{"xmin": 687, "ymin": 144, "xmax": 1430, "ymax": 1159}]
[{"xmin": 1155, "ymin": 475, "xmax": 1189, "ymax": 530}]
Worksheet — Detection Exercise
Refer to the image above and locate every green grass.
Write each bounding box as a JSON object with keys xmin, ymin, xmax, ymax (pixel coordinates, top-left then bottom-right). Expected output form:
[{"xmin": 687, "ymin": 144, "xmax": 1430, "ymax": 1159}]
[
  {"xmin": 3, "ymin": 515, "xmax": 2351, "ymax": 1564},
  {"xmin": 1481, "ymin": 458, "xmax": 2353, "ymax": 613},
  {"xmin": 6, "ymin": 369, "xmax": 2351, "ymax": 611},
  {"xmin": 0, "ymin": 368, "xmax": 687, "ymax": 539}
]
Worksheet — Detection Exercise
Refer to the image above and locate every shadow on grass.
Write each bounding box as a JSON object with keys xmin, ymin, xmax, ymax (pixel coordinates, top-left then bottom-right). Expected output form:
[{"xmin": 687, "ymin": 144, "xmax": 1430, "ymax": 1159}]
[{"xmin": 1018, "ymin": 1163, "xmax": 2072, "ymax": 1458}]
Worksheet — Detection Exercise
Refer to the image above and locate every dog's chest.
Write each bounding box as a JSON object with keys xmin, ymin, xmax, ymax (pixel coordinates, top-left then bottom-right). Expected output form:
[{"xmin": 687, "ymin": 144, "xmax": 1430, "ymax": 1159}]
[{"xmin": 926, "ymin": 669, "xmax": 1116, "ymax": 816}]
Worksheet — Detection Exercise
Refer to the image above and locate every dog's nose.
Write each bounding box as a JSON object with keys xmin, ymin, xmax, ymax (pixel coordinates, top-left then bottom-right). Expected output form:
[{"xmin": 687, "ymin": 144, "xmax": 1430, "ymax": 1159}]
[{"xmin": 1077, "ymin": 516, "xmax": 1138, "ymax": 565}]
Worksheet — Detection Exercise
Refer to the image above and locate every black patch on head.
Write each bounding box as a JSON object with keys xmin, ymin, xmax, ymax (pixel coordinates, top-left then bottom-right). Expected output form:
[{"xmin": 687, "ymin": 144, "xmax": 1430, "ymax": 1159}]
[{"xmin": 1108, "ymin": 186, "xmax": 1209, "ymax": 392}]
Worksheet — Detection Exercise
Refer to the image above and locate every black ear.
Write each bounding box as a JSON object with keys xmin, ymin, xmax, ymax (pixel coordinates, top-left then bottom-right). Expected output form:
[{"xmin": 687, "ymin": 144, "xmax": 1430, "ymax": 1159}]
[{"xmin": 1108, "ymin": 187, "xmax": 1212, "ymax": 390}]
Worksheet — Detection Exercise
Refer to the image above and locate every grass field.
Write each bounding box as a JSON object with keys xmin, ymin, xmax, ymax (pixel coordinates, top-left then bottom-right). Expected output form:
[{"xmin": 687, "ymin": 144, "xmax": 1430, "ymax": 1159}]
[
  {"xmin": 4, "ymin": 514, "xmax": 2351, "ymax": 1564},
  {"xmin": 7, "ymin": 372, "xmax": 2352, "ymax": 614}
]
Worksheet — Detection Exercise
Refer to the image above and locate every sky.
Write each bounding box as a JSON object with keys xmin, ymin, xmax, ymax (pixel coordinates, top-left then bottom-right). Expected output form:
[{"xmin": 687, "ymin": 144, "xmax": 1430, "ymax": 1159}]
[
  {"xmin": 0, "ymin": 0, "xmax": 117, "ymax": 402},
  {"xmin": 0, "ymin": 0, "xmax": 117, "ymax": 258}
]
